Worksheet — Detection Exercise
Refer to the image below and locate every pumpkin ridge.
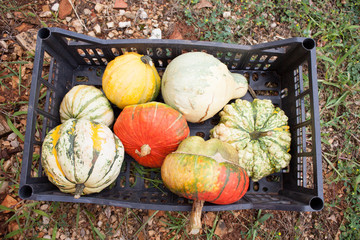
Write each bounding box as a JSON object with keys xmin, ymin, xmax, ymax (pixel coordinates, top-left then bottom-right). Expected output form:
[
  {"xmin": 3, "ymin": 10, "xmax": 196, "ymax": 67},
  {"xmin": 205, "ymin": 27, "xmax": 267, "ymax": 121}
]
[
  {"xmin": 258, "ymin": 139, "xmax": 277, "ymax": 172},
  {"xmin": 73, "ymin": 92, "xmax": 104, "ymax": 118},
  {"xmin": 231, "ymin": 104, "xmax": 254, "ymax": 133},
  {"xmin": 210, "ymin": 166, "xmax": 230, "ymax": 203},
  {"xmin": 90, "ymin": 135, "xmax": 120, "ymax": 188},
  {"xmin": 237, "ymin": 168, "xmax": 249, "ymax": 200},
  {"xmin": 88, "ymin": 108, "xmax": 113, "ymax": 123},
  {"xmin": 70, "ymin": 85, "xmax": 87, "ymax": 117}
]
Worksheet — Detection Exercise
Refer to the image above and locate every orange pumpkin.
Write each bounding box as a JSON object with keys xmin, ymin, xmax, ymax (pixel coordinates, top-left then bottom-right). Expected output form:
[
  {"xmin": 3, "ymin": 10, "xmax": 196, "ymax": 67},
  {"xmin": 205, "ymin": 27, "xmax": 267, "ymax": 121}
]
[{"xmin": 113, "ymin": 102, "xmax": 190, "ymax": 168}]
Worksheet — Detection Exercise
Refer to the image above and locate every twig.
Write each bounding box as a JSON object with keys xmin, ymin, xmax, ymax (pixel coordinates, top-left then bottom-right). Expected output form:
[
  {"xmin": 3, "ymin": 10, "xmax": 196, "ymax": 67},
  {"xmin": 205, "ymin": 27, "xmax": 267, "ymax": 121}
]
[
  {"xmin": 68, "ymin": 0, "xmax": 89, "ymax": 32},
  {"xmin": 349, "ymin": 132, "xmax": 360, "ymax": 143},
  {"xmin": 248, "ymin": 85, "xmax": 257, "ymax": 99}
]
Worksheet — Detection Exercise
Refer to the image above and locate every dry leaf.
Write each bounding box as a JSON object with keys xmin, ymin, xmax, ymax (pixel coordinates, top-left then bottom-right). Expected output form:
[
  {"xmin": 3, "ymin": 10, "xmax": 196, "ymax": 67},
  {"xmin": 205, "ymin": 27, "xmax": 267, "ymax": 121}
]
[
  {"xmin": 214, "ymin": 219, "xmax": 227, "ymax": 237},
  {"xmin": 169, "ymin": 25, "xmax": 183, "ymax": 40},
  {"xmin": 204, "ymin": 212, "xmax": 216, "ymax": 227},
  {"xmin": 194, "ymin": 0, "xmax": 213, "ymax": 9},
  {"xmin": 327, "ymin": 215, "xmax": 337, "ymax": 223},
  {"xmin": 15, "ymin": 23, "xmax": 34, "ymax": 32},
  {"xmin": 1, "ymin": 194, "xmax": 18, "ymax": 213}
]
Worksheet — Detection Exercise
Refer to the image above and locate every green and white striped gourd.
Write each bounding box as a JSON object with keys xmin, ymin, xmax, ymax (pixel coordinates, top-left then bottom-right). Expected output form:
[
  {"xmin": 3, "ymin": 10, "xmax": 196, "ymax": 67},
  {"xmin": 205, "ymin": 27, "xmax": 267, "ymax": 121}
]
[
  {"xmin": 210, "ymin": 99, "xmax": 291, "ymax": 181},
  {"xmin": 41, "ymin": 118, "xmax": 124, "ymax": 198},
  {"xmin": 60, "ymin": 85, "xmax": 114, "ymax": 126}
]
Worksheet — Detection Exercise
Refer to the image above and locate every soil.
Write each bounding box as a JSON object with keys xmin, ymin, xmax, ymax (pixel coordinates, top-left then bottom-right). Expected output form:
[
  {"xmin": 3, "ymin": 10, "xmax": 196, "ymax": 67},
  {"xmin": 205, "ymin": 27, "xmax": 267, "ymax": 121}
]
[{"xmin": 0, "ymin": 0, "xmax": 349, "ymax": 239}]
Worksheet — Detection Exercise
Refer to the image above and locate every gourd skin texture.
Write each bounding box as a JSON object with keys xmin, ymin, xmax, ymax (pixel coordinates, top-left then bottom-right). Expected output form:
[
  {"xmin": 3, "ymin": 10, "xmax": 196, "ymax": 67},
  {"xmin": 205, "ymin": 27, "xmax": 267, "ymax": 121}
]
[
  {"xmin": 102, "ymin": 52, "xmax": 161, "ymax": 109},
  {"xmin": 60, "ymin": 85, "xmax": 114, "ymax": 126},
  {"xmin": 161, "ymin": 52, "xmax": 248, "ymax": 123},
  {"xmin": 210, "ymin": 99, "xmax": 291, "ymax": 182},
  {"xmin": 161, "ymin": 136, "xmax": 249, "ymax": 204},
  {"xmin": 113, "ymin": 102, "xmax": 190, "ymax": 168},
  {"xmin": 41, "ymin": 119, "xmax": 124, "ymax": 197}
]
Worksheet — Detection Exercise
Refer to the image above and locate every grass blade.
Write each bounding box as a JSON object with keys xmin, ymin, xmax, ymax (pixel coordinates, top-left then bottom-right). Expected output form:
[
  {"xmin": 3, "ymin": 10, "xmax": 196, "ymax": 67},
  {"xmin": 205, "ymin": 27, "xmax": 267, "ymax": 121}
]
[
  {"xmin": 4, "ymin": 228, "xmax": 22, "ymax": 239},
  {"xmin": 132, "ymin": 210, "xmax": 159, "ymax": 237},
  {"xmin": 5, "ymin": 116, "xmax": 24, "ymax": 142},
  {"xmin": 52, "ymin": 222, "xmax": 57, "ymax": 240},
  {"xmin": 336, "ymin": 44, "xmax": 359, "ymax": 67}
]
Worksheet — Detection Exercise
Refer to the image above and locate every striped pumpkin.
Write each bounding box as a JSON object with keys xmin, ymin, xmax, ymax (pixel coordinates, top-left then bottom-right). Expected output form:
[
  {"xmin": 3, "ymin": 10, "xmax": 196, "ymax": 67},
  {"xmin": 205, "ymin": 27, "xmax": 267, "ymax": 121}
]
[
  {"xmin": 113, "ymin": 102, "xmax": 190, "ymax": 168},
  {"xmin": 161, "ymin": 136, "xmax": 249, "ymax": 234},
  {"xmin": 41, "ymin": 118, "xmax": 124, "ymax": 198},
  {"xmin": 210, "ymin": 99, "xmax": 291, "ymax": 181},
  {"xmin": 102, "ymin": 52, "xmax": 161, "ymax": 109},
  {"xmin": 59, "ymin": 85, "xmax": 114, "ymax": 126}
]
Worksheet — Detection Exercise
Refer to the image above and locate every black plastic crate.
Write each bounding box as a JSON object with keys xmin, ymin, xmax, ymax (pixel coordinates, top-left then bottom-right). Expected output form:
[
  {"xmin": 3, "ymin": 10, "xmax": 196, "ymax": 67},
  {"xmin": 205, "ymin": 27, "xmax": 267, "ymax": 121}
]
[{"xmin": 19, "ymin": 27, "xmax": 324, "ymax": 212}]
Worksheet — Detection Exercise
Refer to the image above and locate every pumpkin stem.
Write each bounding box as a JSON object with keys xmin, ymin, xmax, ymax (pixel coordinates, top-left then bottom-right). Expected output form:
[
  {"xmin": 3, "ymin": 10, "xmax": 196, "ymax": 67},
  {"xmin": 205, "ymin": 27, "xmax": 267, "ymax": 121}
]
[
  {"xmin": 74, "ymin": 184, "xmax": 85, "ymax": 199},
  {"xmin": 189, "ymin": 199, "xmax": 205, "ymax": 235},
  {"xmin": 249, "ymin": 131, "xmax": 272, "ymax": 140},
  {"xmin": 135, "ymin": 144, "xmax": 151, "ymax": 157},
  {"xmin": 140, "ymin": 55, "xmax": 153, "ymax": 65}
]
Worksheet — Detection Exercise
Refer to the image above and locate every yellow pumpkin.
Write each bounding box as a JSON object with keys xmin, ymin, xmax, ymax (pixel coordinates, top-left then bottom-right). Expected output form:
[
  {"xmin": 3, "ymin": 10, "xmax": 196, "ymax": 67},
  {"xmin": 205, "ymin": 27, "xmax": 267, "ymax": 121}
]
[{"xmin": 102, "ymin": 52, "xmax": 161, "ymax": 109}]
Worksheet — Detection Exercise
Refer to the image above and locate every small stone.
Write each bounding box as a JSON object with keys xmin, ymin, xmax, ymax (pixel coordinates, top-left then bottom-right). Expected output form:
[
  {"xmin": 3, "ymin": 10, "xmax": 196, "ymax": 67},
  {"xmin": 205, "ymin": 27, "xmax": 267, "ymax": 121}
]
[
  {"xmin": 111, "ymin": 30, "xmax": 119, "ymax": 36},
  {"xmin": 124, "ymin": 12, "xmax": 136, "ymax": 19},
  {"xmin": 40, "ymin": 204, "xmax": 49, "ymax": 211},
  {"xmin": 138, "ymin": 8, "xmax": 148, "ymax": 19},
  {"xmin": 149, "ymin": 28, "xmax": 161, "ymax": 39},
  {"xmin": 88, "ymin": 31, "xmax": 96, "ymax": 37},
  {"xmin": 7, "ymin": 132, "xmax": 17, "ymax": 141},
  {"xmin": 0, "ymin": 181, "xmax": 9, "ymax": 194},
  {"xmin": 6, "ymin": 13, "xmax": 13, "ymax": 19},
  {"xmin": 125, "ymin": 29, "xmax": 134, "ymax": 35},
  {"xmin": 95, "ymin": 3, "xmax": 104, "ymax": 13},
  {"xmin": 80, "ymin": 229, "xmax": 85, "ymax": 237},
  {"xmin": 43, "ymin": 235, "xmax": 51, "ymax": 239},
  {"xmin": 10, "ymin": 139, "xmax": 19, "ymax": 148},
  {"xmin": 84, "ymin": 8, "xmax": 91, "ymax": 15},
  {"xmin": 110, "ymin": 215, "xmax": 117, "ymax": 223},
  {"xmin": 0, "ymin": 115, "xmax": 11, "ymax": 137},
  {"xmin": 97, "ymin": 221, "xmax": 103, "ymax": 227},
  {"xmin": 51, "ymin": 3, "xmax": 59, "ymax": 12},
  {"xmin": 65, "ymin": 238, "xmax": 71, "ymax": 240},
  {"xmin": 39, "ymin": 11, "xmax": 53, "ymax": 18},
  {"xmin": 60, "ymin": 234, "xmax": 66, "ymax": 240},
  {"xmin": 270, "ymin": 22, "xmax": 277, "ymax": 28},
  {"xmin": 148, "ymin": 230, "xmax": 156, "ymax": 236},
  {"xmin": 108, "ymin": 32, "xmax": 114, "ymax": 38},
  {"xmin": 223, "ymin": 11, "xmax": 231, "ymax": 18},
  {"xmin": 65, "ymin": 17, "xmax": 72, "ymax": 22},
  {"xmin": 119, "ymin": 21, "xmax": 131, "ymax": 28},
  {"xmin": 114, "ymin": 0, "xmax": 128, "ymax": 9},
  {"xmin": 106, "ymin": 22, "xmax": 115, "ymax": 28},
  {"xmin": 119, "ymin": 10, "xmax": 126, "ymax": 16},
  {"xmin": 153, "ymin": 23, "xmax": 159, "ymax": 28},
  {"xmin": 43, "ymin": 216, "xmax": 50, "ymax": 225},
  {"xmin": 94, "ymin": 24, "xmax": 101, "ymax": 35},
  {"xmin": 72, "ymin": 19, "xmax": 83, "ymax": 33},
  {"xmin": 143, "ymin": 29, "xmax": 150, "ymax": 35},
  {"xmin": 0, "ymin": 40, "xmax": 8, "ymax": 50},
  {"xmin": 58, "ymin": 0, "xmax": 73, "ymax": 19}
]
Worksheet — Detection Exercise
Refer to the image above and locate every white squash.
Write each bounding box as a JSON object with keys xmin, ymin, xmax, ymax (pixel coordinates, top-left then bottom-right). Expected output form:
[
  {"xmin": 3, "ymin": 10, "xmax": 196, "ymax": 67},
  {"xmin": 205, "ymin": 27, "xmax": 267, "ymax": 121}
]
[
  {"xmin": 161, "ymin": 52, "xmax": 248, "ymax": 123},
  {"xmin": 41, "ymin": 118, "xmax": 124, "ymax": 198},
  {"xmin": 60, "ymin": 85, "xmax": 114, "ymax": 127}
]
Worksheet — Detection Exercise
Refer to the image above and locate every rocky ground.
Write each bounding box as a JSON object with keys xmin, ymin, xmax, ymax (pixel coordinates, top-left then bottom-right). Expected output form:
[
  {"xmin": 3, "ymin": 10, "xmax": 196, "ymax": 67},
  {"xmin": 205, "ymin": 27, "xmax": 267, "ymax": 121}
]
[{"xmin": 0, "ymin": 0, "xmax": 348, "ymax": 239}]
